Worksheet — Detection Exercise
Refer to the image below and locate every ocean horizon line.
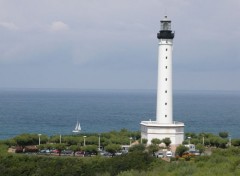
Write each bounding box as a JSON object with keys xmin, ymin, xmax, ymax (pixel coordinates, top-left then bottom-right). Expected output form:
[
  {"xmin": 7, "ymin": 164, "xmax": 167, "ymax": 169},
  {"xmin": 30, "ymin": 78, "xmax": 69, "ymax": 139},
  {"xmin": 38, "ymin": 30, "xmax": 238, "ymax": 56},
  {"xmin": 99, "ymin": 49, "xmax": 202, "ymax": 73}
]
[{"xmin": 0, "ymin": 87, "xmax": 239, "ymax": 93}]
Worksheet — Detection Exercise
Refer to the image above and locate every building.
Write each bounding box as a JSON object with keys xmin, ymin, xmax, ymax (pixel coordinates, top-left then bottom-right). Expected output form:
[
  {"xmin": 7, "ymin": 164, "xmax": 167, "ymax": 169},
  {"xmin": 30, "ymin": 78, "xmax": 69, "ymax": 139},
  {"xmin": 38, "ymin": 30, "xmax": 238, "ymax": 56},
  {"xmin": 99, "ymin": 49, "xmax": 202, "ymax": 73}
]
[{"xmin": 140, "ymin": 16, "xmax": 184, "ymax": 145}]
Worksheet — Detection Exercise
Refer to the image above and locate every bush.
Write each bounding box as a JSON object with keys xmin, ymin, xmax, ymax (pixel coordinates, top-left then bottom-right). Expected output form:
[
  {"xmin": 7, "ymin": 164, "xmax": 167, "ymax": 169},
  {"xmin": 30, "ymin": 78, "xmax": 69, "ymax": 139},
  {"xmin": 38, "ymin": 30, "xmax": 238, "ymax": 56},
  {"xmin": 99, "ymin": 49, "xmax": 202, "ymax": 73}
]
[{"xmin": 175, "ymin": 145, "xmax": 188, "ymax": 157}]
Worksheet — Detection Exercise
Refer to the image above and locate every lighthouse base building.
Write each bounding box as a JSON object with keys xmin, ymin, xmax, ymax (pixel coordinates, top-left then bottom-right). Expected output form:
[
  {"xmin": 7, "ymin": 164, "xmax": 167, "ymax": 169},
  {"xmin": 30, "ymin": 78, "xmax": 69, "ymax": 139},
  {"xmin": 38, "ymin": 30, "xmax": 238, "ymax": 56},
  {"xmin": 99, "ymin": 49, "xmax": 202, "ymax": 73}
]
[
  {"xmin": 140, "ymin": 121, "xmax": 184, "ymax": 145},
  {"xmin": 140, "ymin": 16, "xmax": 184, "ymax": 145}
]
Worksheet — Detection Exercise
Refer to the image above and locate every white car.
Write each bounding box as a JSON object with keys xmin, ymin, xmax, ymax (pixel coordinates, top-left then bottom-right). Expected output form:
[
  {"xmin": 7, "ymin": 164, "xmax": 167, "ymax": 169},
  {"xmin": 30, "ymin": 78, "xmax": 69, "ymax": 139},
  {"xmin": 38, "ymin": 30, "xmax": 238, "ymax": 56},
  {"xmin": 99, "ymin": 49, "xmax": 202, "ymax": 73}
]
[
  {"xmin": 157, "ymin": 152, "xmax": 164, "ymax": 158},
  {"xmin": 166, "ymin": 151, "xmax": 172, "ymax": 157}
]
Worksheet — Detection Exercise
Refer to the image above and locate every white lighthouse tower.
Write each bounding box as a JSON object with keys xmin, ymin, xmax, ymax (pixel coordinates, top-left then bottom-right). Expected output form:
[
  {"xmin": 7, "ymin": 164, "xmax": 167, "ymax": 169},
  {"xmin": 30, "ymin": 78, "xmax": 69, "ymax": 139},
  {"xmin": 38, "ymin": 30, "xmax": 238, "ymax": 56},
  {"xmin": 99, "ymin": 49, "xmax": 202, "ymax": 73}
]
[{"xmin": 140, "ymin": 16, "xmax": 184, "ymax": 145}]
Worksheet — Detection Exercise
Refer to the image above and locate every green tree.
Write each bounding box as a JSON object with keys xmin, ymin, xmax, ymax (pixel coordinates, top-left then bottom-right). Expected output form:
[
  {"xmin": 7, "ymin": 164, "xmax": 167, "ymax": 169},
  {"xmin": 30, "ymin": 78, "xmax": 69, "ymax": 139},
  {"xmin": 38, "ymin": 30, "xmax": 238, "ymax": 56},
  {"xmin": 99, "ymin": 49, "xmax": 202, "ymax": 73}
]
[
  {"xmin": 151, "ymin": 138, "xmax": 161, "ymax": 145},
  {"xmin": 185, "ymin": 132, "xmax": 197, "ymax": 139},
  {"xmin": 105, "ymin": 144, "xmax": 121, "ymax": 156},
  {"xmin": 147, "ymin": 144, "xmax": 159, "ymax": 155},
  {"xmin": 54, "ymin": 143, "xmax": 66, "ymax": 156},
  {"xmin": 129, "ymin": 144, "xmax": 145, "ymax": 153},
  {"xmin": 175, "ymin": 145, "xmax": 188, "ymax": 157},
  {"xmin": 82, "ymin": 145, "xmax": 98, "ymax": 155},
  {"xmin": 219, "ymin": 132, "xmax": 229, "ymax": 138},
  {"xmin": 69, "ymin": 145, "xmax": 81, "ymax": 156},
  {"xmin": 196, "ymin": 144, "xmax": 205, "ymax": 154},
  {"xmin": 86, "ymin": 136, "xmax": 98, "ymax": 145},
  {"xmin": 142, "ymin": 138, "xmax": 148, "ymax": 145},
  {"xmin": 37, "ymin": 144, "xmax": 45, "ymax": 151},
  {"xmin": 64, "ymin": 136, "xmax": 78, "ymax": 145},
  {"xmin": 232, "ymin": 139, "xmax": 240, "ymax": 146},
  {"xmin": 162, "ymin": 138, "xmax": 171, "ymax": 147},
  {"xmin": 3, "ymin": 139, "xmax": 17, "ymax": 147}
]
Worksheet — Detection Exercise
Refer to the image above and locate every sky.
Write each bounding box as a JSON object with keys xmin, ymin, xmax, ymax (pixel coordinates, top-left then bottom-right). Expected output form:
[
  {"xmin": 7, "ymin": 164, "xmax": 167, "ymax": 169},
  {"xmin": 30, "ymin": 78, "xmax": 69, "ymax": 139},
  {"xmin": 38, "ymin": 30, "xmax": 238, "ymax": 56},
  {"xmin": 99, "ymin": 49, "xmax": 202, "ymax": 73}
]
[{"xmin": 0, "ymin": 0, "xmax": 239, "ymax": 91}]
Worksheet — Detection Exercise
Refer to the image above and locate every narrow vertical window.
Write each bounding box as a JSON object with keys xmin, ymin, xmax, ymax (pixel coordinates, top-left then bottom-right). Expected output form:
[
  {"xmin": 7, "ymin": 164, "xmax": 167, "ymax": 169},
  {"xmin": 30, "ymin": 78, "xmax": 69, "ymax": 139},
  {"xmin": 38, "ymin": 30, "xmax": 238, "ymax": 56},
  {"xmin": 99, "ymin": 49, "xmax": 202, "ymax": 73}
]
[
  {"xmin": 165, "ymin": 103, "xmax": 167, "ymax": 105},
  {"xmin": 166, "ymin": 48, "xmax": 168, "ymax": 51},
  {"xmin": 166, "ymin": 56, "xmax": 167, "ymax": 59},
  {"xmin": 165, "ymin": 66, "xmax": 167, "ymax": 69},
  {"xmin": 165, "ymin": 115, "xmax": 167, "ymax": 117},
  {"xmin": 165, "ymin": 78, "xmax": 167, "ymax": 81},
  {"xmin": 165, "ymin": 90, "xmax": 167, "ymax": 93}
]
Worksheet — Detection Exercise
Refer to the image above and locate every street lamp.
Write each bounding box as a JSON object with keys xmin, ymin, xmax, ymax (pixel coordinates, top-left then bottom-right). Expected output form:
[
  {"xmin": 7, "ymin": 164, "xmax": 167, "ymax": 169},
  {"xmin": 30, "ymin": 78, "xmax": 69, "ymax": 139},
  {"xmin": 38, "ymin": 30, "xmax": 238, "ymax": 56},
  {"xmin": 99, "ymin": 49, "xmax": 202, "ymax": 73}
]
[
  {"xmin": 60, "ymin": 134, "xmax": 62, "ymax": 144},
  {"xmin": 229, "ymin": 135, "xmax": 231, "ymax": 147},
  {"xmin": 188, "ymin": 136, "xmax": 191, "ymax": 145},
  {"xmin": 38, "ymin": 134, "xmax": 42, "ymax": 145},
  {"xmin": 98, "ymin": 134, "xmax": 101, "ymax": 151},
  {"xmin": 83, "ymin": 136, "xmax": 87, "ymax": 146},
  {"xmin": 129, "ymin": 137, "xmax": 133, "ymax": 146}
]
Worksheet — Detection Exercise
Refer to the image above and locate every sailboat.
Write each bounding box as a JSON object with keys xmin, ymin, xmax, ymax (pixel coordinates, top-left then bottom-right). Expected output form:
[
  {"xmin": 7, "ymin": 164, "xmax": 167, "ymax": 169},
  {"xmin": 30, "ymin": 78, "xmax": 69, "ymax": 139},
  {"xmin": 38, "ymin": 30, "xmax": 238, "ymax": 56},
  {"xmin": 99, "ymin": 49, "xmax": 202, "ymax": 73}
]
[{"xmin": 72, "ymin": 121, "xmax": 81, "ymax": 133}]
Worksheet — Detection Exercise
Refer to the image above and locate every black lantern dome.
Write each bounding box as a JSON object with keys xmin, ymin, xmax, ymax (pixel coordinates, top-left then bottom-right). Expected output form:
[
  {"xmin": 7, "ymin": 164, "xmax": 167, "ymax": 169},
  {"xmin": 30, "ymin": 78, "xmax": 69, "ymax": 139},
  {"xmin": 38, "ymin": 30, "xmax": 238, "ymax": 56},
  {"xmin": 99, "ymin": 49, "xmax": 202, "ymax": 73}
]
[{"xmin": 157, "ymin": 16, "xmax": 174, "ymax": 39}]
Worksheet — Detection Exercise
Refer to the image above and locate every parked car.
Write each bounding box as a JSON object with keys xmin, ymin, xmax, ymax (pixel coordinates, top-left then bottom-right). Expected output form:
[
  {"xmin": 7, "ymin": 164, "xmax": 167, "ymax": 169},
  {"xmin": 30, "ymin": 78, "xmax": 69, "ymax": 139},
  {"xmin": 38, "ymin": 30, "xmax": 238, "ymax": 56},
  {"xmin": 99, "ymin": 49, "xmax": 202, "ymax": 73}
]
[
  {"xmin": 157, "ymin": 152, "xmax": 164, "ymax": 158},
  {"xmin": 62, "ymin": 150, "xmax": 73, "ymax": 155},
  {"xmin": 166, "ymin": 151, "xmax": 173, "ymax": 157},
  {"xmin": 75, "ymin": 151, "xmax": 84, "ymax": 157}
]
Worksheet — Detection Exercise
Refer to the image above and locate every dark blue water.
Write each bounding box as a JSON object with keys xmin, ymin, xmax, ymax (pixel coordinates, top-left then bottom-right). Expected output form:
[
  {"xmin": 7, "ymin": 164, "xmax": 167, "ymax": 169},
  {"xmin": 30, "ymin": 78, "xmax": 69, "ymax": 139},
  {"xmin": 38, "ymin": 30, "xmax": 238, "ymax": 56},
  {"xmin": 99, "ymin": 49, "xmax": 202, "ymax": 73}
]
[{"xmin": 0, "ymin": 89, "xmax": 240, "ymax": 139}]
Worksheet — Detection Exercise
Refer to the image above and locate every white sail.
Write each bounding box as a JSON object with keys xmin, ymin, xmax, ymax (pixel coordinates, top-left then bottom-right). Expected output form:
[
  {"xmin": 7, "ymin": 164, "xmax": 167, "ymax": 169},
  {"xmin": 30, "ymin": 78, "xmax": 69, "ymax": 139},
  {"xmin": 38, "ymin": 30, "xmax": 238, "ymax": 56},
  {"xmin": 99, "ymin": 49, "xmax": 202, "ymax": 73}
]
[
  {"xmin": 77, "ymin": 123, "xmax": 81, "ymax": 131},
  {"xmin": 73, "ymin": 121, "xmax": 81, "ymax": 133}
]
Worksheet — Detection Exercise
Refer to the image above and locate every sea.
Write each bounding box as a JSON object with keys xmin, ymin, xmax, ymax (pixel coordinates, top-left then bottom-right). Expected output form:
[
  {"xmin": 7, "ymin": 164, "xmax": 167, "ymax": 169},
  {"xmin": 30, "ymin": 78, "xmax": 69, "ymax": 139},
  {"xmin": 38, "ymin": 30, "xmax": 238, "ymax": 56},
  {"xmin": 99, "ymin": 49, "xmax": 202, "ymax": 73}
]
[{"xmin": 0, "ymin": 89, "xmax": 240, "ymax": 140}]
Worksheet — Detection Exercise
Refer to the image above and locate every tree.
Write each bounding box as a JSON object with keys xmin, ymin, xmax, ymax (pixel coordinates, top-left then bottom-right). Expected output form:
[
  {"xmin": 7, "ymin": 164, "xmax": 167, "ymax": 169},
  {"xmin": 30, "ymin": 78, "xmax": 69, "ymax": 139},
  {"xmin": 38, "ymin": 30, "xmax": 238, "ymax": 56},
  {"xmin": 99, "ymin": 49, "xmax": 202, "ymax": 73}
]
[
  {"xmin": 129, "ymin": 144, "xmax": 145, "ymax": 153},
  {"xmin": 210, "ymin": 137, "xmax": 228, "ymax": 148},
  {"xmin": 219, "ymin": 132, "xmax": 229, "ymax": 138},
  {"xmin": 3, "ymin": 139, "xmax": 17, "ymax": 147},
  {"xmin": 147, "ymin": 144, "xmax": 159, "ymax": 155},
  {"xmin": 162, "ymin": 138, "xmax": 171, "ymax": 147},
  {"xmin": 54, "ymin": 144, "xmax": 66, "ymax": 156},
  {"xmin": 175, "ymin": 145, "xmax": 188, "ymax": 157},
  {"xmin": 105, "ymin": 144, "xmax": 121, "ymax": 156},
  {"xmin": 64, "ymin": 136, "xmax": 79, "ymax": 145},
  {"xmin": 196, "ymin": 144, "xmax": 205, "ymax": 154},
  {"xmin": 232, "ymin": 139, "xmax": 240, "ymax": 146},
  {"xmin": 151, "ymin": 138, "xmax": 161, "ymax": 145},
  {"xmin": 142, "ymin": 138, "xmax": 148, "ymax": 145},
  {"xmin": 69, "ymin": 145, "xmax": 81, "ymax": 156},
  {"xmin": 82, "ymin": 145, "xmax": 98, "ymax": 155},
  {"xmin": 37, "ymin": 144, "xmax": 45, "ymax": 151},
  {"xmin": 86, "ymin": 136, "xmax": 98, "ymax": 145}
]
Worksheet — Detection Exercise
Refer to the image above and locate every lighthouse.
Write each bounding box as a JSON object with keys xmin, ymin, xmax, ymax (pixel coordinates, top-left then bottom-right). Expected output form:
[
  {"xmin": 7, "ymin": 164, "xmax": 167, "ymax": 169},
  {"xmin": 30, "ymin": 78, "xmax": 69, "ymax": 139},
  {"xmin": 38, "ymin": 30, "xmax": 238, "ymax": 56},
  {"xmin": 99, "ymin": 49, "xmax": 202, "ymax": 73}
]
[
  {"xmin": 156, "ymin": 16, "xmax": 174, "ymax": 124},
  {"xmin": 140, "ymin": 16, "xmax": 184, "ymax": 145}
]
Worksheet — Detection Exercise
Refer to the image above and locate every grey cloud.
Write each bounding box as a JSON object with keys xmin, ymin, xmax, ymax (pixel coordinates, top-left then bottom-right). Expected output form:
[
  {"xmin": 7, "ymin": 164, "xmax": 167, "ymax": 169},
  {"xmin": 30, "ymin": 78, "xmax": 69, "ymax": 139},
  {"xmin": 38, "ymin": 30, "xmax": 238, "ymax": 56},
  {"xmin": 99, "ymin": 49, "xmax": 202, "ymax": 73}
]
[{"xmin": 0, "ymin": 0, "xmax": 239, "ymax": 90}]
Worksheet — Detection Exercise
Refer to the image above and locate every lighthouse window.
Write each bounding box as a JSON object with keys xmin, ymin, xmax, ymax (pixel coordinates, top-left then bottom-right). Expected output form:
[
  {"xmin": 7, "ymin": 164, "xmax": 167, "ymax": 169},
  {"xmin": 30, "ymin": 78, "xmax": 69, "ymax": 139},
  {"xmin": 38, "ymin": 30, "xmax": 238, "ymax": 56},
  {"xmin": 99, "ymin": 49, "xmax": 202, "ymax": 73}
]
[
  {"xmin": 165, "ymin": 103, "xmax": 167, "ymax": 105},
  {"xmin": 166, "ymin": 56, "xmax": 167, "ymax": 59},
  {"xmin": 166, "ymin": 48, "xmax": 168, "ymax": 51},
  {"xmin": 165, "ymin": 90, "xmax": 167, "ymax": 93},
  {"xmin": 165, "ymin": 115, "xmax": 167, "ymax": 117},
  {"xmin": 165, "ymin": 78, "xmax": 167, "ymax": 81},
  {"xmin": 165, "ymin": 66, "xmax": 167, "ymax": 69}
]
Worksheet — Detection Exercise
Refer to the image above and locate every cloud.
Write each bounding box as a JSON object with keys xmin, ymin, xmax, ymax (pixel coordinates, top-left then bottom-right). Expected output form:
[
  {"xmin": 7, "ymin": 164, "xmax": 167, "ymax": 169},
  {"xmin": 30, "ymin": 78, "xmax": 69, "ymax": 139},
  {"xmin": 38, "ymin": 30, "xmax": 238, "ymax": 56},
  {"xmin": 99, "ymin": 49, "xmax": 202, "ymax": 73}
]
[
  {"xmin": 0, "ymin": 0, "xmax": 239, "ymax": 90},
  {"xmin": 0, "ymin": 22, "xmax": 18, "ymax": 30},
  {"xmin": 50, "ymin": 21, "xmax": 69, "ymax": 32}
]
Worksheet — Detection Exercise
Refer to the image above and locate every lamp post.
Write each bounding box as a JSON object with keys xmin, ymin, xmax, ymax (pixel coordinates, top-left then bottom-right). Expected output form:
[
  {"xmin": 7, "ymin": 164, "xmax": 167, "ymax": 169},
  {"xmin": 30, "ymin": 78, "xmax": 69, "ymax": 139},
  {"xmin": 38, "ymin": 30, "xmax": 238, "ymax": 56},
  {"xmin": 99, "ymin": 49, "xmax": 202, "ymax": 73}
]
[
  {"xmin": 83, "ymin": 136, "xmax": 87, "ymax": 146},
  {"xmin": 38, "ymin": 134, "xmax": 42, "ymax": 145},
  {"xmin": 229, "ymin": 135, "xmax": 231, "ymax": 147},
  {"xmin": 98, "ymin": 134, "xmax": 101, "ymax": 151},
  {"xmin": 129, "ymin": 137, "xmax": 133, "ymax": 146},
  {"xmin": 188, "ymin": 136, "xmax": 191, "ymax": 145},
  {"xmin": 60, "ymin": 134, "xmax": 62, "ymax": 144}
]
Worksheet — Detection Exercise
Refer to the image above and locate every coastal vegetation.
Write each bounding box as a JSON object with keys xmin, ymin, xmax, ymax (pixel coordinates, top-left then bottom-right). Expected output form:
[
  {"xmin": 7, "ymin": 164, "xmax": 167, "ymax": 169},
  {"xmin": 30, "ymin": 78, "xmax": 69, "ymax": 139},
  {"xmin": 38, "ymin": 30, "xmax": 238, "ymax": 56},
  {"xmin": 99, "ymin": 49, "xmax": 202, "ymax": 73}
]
[{"xmin": 0, "ymin": 130, "xmax": 240, "ymax": 175}]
